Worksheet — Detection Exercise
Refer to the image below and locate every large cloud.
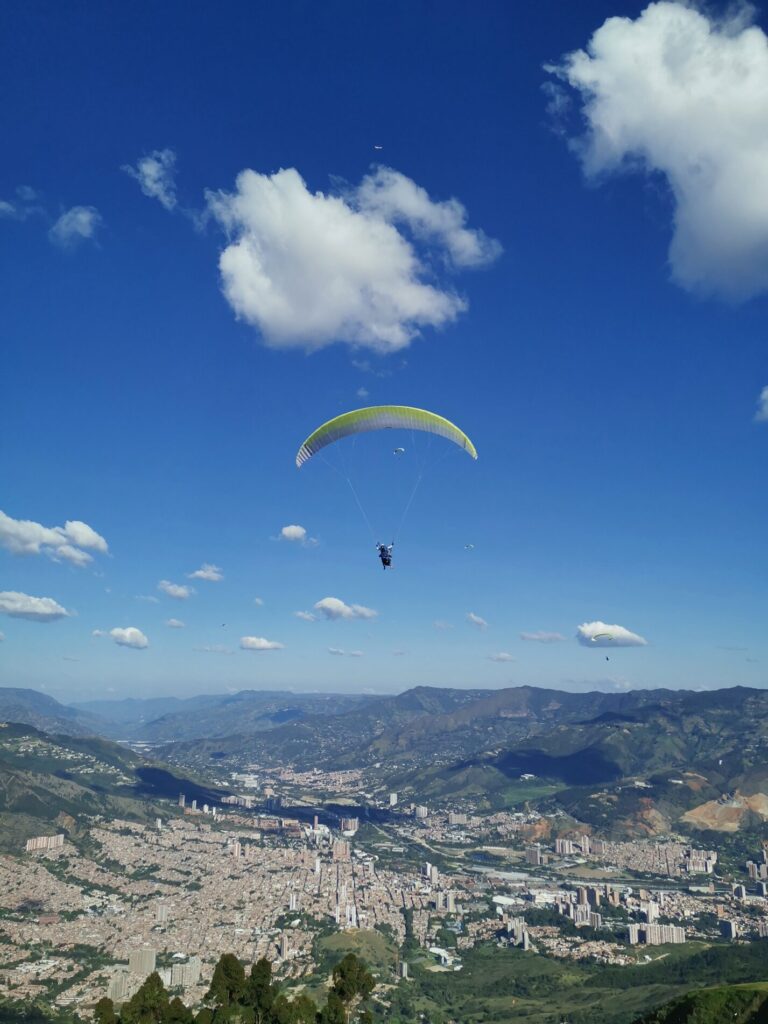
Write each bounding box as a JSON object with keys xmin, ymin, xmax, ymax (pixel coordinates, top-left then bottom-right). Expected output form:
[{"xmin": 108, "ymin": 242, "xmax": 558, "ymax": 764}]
[
  {"xmin": 158, "ymin": 580, "xmax": 193, "ymax": 600},
  {"xmin": 576, "ymin": 620, "xmax": 648, "ymax": 647},
  {"xmin": 313, "ymin": 597, "xmax": 377, "ymax": 621},
  {"xmin": 123, "ymin": 149, "xmax": 178, "ymax": 210},
  {"xmin": 49, "ymin": 206, "xmax": 102, "ymax": 248},
  {"xmin": 205, "ymin": 166, "xmax": 499, "ymax": 351},
  {"xmin": 0, "ymin": 591, "xmax": 71, "ymax": 622},
  {"xmin": 240, "ymin": 636, "xmax": 284, "ymax": 651},
  {"xmin": 549, "ymin": 2, "xmax": 768, "ymax": 299},
  {"xmin": 110, "ymin": 627, "xmax": 149, "ymax": 649},
  {"xmin": 0, "ymin": 510, "xmax": 108, "ymax": 567}
]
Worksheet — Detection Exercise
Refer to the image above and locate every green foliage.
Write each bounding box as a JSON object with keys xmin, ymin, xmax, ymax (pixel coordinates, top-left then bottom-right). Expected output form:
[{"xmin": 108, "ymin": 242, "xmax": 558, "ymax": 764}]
[
  {"xmin": 94, "ymin": 998, "xmax": 117, "ymax": 1024},
  {"xmin": 631, "ymin": 984, "xmax": 768, "ymax": 1023},
  {"xmin": 120, "ymin": 973, "xmax": 169, "ymax": 1024},
  {"xmin": 331, "ymin": 953, "xmax": 374, "ymax": 1006},
  {"xmin": 205, "ymin": 956, "xmax": 246, "ymax": 1010}
]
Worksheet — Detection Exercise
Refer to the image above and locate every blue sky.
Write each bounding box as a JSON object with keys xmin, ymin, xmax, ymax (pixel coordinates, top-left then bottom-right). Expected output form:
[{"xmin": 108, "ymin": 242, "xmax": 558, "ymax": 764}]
[{"xmin": 1, "ymin": 0, "xmax": 766, "ymax": 701}]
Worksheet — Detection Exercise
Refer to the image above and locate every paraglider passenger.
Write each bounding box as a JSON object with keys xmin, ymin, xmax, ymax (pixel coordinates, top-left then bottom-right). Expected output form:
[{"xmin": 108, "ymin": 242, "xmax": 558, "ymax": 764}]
[{"xmin": 377, "ymin": 543, "xmax": 393, "ymax": 569}]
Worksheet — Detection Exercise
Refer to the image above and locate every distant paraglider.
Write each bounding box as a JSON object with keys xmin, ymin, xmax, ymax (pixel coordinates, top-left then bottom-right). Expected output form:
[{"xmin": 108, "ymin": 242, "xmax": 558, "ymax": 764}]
[
  {"xmin": 393, "ymin": 447, "xmax": 405, "ymax": 455},
  {"xmin": 591, "ymin": 632, "xmax": 613, "ymax": 662}
]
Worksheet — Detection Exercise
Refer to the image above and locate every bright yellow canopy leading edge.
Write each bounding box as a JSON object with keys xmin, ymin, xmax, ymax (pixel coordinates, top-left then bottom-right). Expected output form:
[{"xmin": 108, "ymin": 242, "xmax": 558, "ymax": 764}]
[{"xmin": 296, "ymin": 405, "xmax": 477, "ymax": 467}]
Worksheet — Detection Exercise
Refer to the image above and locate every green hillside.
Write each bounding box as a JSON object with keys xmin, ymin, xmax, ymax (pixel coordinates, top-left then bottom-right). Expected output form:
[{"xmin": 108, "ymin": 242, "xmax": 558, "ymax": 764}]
[{"xmin": 631, "ymin": 983, "xmax": 768, "ymax": 1023}]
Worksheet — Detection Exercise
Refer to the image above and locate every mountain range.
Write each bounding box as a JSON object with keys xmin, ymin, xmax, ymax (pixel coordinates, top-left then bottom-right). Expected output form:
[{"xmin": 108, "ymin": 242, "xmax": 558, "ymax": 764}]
[{"xmin": 4, "ymin": 683, "xmax": 768, "ymax": 836}]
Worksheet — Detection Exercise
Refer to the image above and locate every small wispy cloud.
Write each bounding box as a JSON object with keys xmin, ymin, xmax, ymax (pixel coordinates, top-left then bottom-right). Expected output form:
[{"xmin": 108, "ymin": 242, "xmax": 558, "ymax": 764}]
[
  {"xmin": 195, "ymin": 644, "xmax": 233, "ymax": 655},
  {"xmin": 187, "ymin": 563, "xmax": 223, "ymax": 581},
  {"xmin": 136, "ymin": 594, "xmax": 160, "ymax": 604},
  {"xmin": 755, "ymin": 386, "xmax": 768, "ymax": 423},
  {"xmin": 434, "ymin": 620, "xmax": 454, "ymax": 631},
  {"xmin": 295, "ymin": 611, "xmax": 317, "ymax": 622},
  {"xmin": 165, "ymin": 618, "xmax": 185, "ymax": 629},
  {"xmin": 488, "ymin": 652, "xmax": 514, "ymax": 662},
  {"xmin": 158, "ymin": 579, "xmax": 194, "ymax": 600},
  {"xmin": 278, "ymin": 524, "xmax": 318, "ymax": 547},
  {"xmin": 466, "ymin": 611, "xmax": 488, "ymax": 630},
  {"xmin": 110, "ymin": 626, "xmax": 148, "ymax": 649},
  {"xmin": 313, "ymin": 597, "xmax": 377, "ymax": 621},
  {"xmin": 240, "ymin": 636, "xmax": 284, "ymax": 651},
  {"xmin": 122, "ymin": 148, "xmax": 178, "ymax": 210},
  {"xmin": 49, "ymin": 206, "xmax": 102, "ymax": 248},
  {"xmin": 328, "ymin": 647, "xmax": 364, "ymax": 657},
  {"xmin": 253, "ymin": 597, "xmax": 265, "ymax": 606},
  {"xmin": 520, "ymin": 630, "xmax": 566, "ymax": 644}
]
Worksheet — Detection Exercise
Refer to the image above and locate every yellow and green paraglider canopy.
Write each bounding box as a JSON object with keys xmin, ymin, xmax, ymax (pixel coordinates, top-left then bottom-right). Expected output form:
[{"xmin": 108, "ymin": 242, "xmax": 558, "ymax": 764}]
[{"xmin": 296, "ymin": 405, "xmax": 477, "ymax": 467}]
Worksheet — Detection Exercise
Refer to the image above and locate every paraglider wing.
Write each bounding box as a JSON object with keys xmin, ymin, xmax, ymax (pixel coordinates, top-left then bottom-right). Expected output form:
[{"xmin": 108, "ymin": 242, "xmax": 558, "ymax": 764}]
[
  {"xmin": 296, "ymin": 406, "xmax": 478, "ymax": 467},
  {"xmin": 591, "ymin": 633, "xmax": 613, "ymax": 642}
]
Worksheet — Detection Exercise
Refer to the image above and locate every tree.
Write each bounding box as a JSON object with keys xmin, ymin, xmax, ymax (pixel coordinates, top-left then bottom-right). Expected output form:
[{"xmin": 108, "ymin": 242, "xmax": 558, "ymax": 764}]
[
  {"xmin": 244, "ymin": 959, "xmax": 275, "ymax": 1023},
  {"xmin": 206, "ymin": 955, "xmax": 246, "ymax": 1010},
  {"xmin": 330, "ymin": 954, "xmax": 375, "ymax": 1023},
  {"xmin": 93, "ymin": 997, "xmax": 117, "ymax": 1024},
  {"xmin": 121, "ymin": 972, "xmax": 170, "ymax": 1024},
  {"xmin": 166, "ymin": 996, "xmax": 194, "ymax": 1024},
  {"xmin": 318, "ymin": 993, "xmax": 346, "ymax": 1024},
  {"xmin": 288, "ymin": 994, "xmax": 318, "ymax": 1024}
]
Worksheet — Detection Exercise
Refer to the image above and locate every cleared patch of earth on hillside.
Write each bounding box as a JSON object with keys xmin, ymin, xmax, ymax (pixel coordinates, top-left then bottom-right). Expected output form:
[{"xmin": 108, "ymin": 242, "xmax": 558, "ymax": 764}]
[{"xmin": 682, "ymin": 792, "xmax": 768, "ymax": 831}]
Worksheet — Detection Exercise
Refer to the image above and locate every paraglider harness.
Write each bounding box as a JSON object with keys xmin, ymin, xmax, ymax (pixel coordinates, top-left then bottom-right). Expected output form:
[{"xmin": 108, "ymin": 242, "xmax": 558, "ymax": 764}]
[{"xmin": 377, "ymin": 543, "xmax": 393, "ymax": 569}]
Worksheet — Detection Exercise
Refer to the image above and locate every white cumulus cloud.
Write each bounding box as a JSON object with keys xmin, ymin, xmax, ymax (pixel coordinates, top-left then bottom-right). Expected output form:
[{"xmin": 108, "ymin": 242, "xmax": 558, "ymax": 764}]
[
  {"xmin": 0, "ymin": 510, "xmax": 108, "ymax": 566},
  {"xmin": 520, "ymin": 630, "xmax": 567, "ymax": 644},
  {"xmin": 755, "ymin": 385, "xmax": 768, "ymax": 422},
  {"xmin": 548, "ymin": 1, "xmax": 768, "ymax": 300},
  {"xmin": 49, "ymin": 206, "xmax": 102, "ymax": 247},
  {"xmin": 110, "ymin": 627, "xmax": 148, "ymax": 649},
  {"xmin": 354, "ymin": 167, "xmax": 502, "ymax": 268},
  {"xmin": 279, "ymin": 524, "xmax": 318, "ymax": 546},
  {"xmin": 0, "ymin": 591, "xmax": 71, "ymax": 622},
  {"xmin": 240, "ymin": 636, "xmax": 284, "ymax": 651},
  {"xmin": 466, "ymin": 611, "xmax": 488, "ymax": 630},
  {"xmin": 123, "ymin": 149, "xmax": 178, "ymax": 210},
  {"xmin": 313, "ymin": 597, "xmax": 377, "ymax": 621},
  {"xmin": 205, "ymin": 166, "xmax": 499, "ymax": 352},
  {"xmin": 488, "ymin": 652, "xmax": 515, "ymax": 662},
  {"xmin": 158, "ymin": 580, "xmax": 193, "ymax": 600},
  {"xmin": 165, "ymin": 618, "xmax": 185, "ymax": 628},
  {"xmin": 576, "ymin": 620, "xmax": 648, "ymax": 647},
  {"xmin": 187, "ymin": 563, "xmax": 224, "ymax": 581}
]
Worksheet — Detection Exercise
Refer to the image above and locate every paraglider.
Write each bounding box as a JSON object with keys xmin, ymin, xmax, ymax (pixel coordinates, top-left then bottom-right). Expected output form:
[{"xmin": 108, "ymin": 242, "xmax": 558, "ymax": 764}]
[
  {"xmin": 465, "ymin": 543, "xmax": 475, "ymax": 550},
  {"xmin": 591, "ymin": 632, "xmax": 613, "ymax": 661},
  {"xmin": 296, "ymin": 405, "xmax": 476, "ymax": 569},
  {"xmin": 296, "ymin": 405, "xmax": 477, "ymax": 467},
  {"xmin": 377, "ymin": 542, "xmax": 394, "ymax": 569}
]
